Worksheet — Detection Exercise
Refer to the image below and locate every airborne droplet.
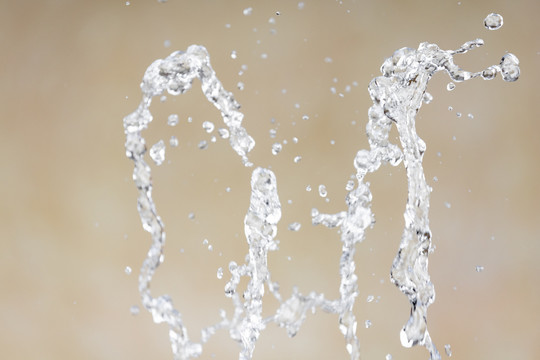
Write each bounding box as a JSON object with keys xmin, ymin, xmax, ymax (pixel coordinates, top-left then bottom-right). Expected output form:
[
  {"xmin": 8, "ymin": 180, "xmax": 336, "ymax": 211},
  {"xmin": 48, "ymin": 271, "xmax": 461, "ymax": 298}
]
[{"xmin": 484, "ymin": 13, "xmax": 503, "ymax": 30}]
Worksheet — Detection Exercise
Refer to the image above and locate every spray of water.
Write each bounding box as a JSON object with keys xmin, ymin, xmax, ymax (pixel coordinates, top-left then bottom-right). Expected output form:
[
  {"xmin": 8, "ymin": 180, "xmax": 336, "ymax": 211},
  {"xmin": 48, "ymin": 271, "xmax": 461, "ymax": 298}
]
[{"xmin": 124, "ymin": 28, "xmax": 519, "ymax": 360}]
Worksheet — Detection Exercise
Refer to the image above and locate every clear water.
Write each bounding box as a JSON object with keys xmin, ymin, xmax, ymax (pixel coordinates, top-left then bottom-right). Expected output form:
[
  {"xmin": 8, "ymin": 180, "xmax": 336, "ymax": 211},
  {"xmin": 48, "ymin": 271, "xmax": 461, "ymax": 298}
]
[{"xmin": 124, "ymin": 26, "xmax": 519, "ymax": 360}]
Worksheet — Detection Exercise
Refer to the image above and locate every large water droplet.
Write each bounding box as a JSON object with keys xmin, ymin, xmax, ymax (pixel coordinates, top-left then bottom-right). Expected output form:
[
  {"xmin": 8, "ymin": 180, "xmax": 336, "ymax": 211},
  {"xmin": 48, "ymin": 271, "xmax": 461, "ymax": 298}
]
[
  {"xmin": 500, "ymin": 53, "xmax": 520, "ymax": 82},
  {"xmin": 484, "ymin": 13, "xmax": 503, "ymax": 30}
]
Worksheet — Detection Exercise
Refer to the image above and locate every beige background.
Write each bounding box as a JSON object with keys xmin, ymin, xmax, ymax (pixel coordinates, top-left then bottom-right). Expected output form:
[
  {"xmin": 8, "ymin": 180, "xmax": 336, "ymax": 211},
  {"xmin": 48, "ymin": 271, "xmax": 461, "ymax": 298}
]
[{"xmin": 1, "ymin": 0, "xmax": 539, "ymax": 359}]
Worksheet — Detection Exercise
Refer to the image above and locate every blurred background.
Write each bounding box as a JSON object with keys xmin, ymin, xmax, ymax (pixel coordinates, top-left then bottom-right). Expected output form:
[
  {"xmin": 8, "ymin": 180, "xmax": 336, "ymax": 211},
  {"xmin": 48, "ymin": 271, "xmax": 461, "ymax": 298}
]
[{"xmin": 1, "ymin": 0, "xmax": 539, "ymax": 359}]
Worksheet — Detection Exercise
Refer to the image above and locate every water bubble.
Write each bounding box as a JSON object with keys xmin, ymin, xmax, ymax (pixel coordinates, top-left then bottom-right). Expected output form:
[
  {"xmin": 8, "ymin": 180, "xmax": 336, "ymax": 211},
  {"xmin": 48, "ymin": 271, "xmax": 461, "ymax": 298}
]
[
  {"xmin": 445, "ymin": 344, "xmax": 452, "ymax": 357},
  {"xmin": 167, "ymin": 114, "xmax": 179, "ymax": 126},
  {"xmin": 500, "ymin": 53, "xmax": 520, "ymax": 82},
  {"xmin": 293, "ymin": 156, "xmax": 302, "ymax": 163},
  {"xmin": 217, "ymin": 267, "xmax": 224, "ymax": 279},
  {"xmin": 288, "ymin": 222, "xmax": 301, "ymax": 231},
  {"xmin": 149, "ymin": 140, "xmax": 166, "ymax": 165},
  {"xmin": 202, "ymin": 121, "xmax": 215, "ymax": 133},
  {"xmin": 484, "ymin": 13, "xmax": 503, "ymax": 30},
  {"xmin": 198, "ymin": 140, "xmax": 208, "ymax": 150},
  {"xmin": 243, "ymin": 7, "xmax": 253, "ymax": 16},
  {"xmin": 130, "ymin": 305, "xmax": 140, "ymax": 315},
  {"xmin": 318, "ymin": 184, "xmax": 327, "ymax": 197},
  {"xmin": 125, "ymin": 266, "xmax": 132, "ymax": 275},
  {"xmin": 475, "ymin": 265, "xmax": 485, "ymax": 272},
  {"xmin": 447, "ymin": 82, "xmax": 456, "ymax": 91},
  {"xmin": 218, "ymin": 128, "xmax": 230, "ymax": 139},
  {"xmin": 271, "ymin": 142, "xmax": 282, "ymax": 155}
]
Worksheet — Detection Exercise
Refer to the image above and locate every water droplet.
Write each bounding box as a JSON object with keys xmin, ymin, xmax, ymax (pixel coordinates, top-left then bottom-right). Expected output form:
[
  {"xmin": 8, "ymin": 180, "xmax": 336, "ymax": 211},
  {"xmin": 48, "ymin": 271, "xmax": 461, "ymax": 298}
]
[
  {"xmin": 169, "ymin": 136, "xmax": 179, "ymax": 147},
  {"xmin": 164, "ymin": 40, "xmax": 171, "ymax": 48},
  {"xmin": 293, "ymin": 156, "xmax": 302, "ymax": 163},
  {"xmin": 345, "ymin": 180, "xmax": 355, "ymax": 191},
  {"xmin": 330, "ymin": 140, "xmax": 335, "ymax": 145},
  {"xmin": 423, "ymin": 92, "xmax": 433, "ymax": 104},
  {"xmin": 188, "ymin": 212, "xmax": 195, "ymax": 220},
  {"xmin": 298, "ymin": 2, "xmax": 305, "ymax": 10},
  {"xmin": 306, "ymin": 185, "xmax": 311, "ymax": 192},
  {"xmin": 500, "ymin": 53, "xmax": 520, "ymax": 82},
  {"xmin": 130, "ymin": 305, "xmax": 140, "ymax": 315},
  {"xmin": 448, "ymin": 106, "xmax": 453, "ymax": 111},
  {"xmin": 202, "ymin": 121, "xmax": 215, "ymax": 133},
  {"xmin": 456, "ymin": 112, "xmax": 461, "ymax": 118},
  {"xmin": 444, "ymin": 202, "xmax": 452, "ymax": 208},
  {"xmin": 365, "ymin": 320, "xmax": 372, "ymax": 328},
  {"xmin": 202, "ymin": 239, "xmax": 209, "ymax": 245},
  {"xmin": 318, "ymin": 184, "xmax": 327, "ymax": 197},
  {"xmin": 324, "ymin": 57, "xmax": 333, "ymax": 63},
  {"xmin": 230, "ymin": 50, "xmax": 237, "ymax": 59},
  {"xmin": 288, "ymin": 222, "xmax": 301, "ymax": 231},
  {"xmin": 167, "ymin": 114, "xmax": 179, "ymax": 126},
  {"xmin": 475, "ymin": 265, "xmax": 484, "ymax": 272},
  {"xmin": 237, "ymin": 82, "xmax": 245, "ymax": 90},
  {"xmin": 292, "ymin": 137, "xmax": 298, "ymax": 144},
  {"xmin": 302, "ymin": 114, "xmax": 309, "ymax": 120},
  {"xmin": 187, "ymin": 116, "xmax": 193, "ymax": 123},
  {"xmin": 243, "ymin": 7, "xmax": 253, "ymax": 16},
  {"xmin": 125, "ymin": 266, "xmax": 132, "ymax": 275},
  {"xmin": 271, "ymin": 142, "xmax": 282, "ymax": 155},
  {"xmin": 445, "ymin": 344, "xmax": 452, "ymax": 357},
  {"xmin": 198, "ymin": 140, "xmax": 208, "ymax": 150},
  {"xmin": 467, "ymin": 113, "xmax": 474, "ymax": 119},
  {"xmin": 218, "ymin": 128, "xmax": 230, "ymax": 139},
  {"xmin": 217, "ymin": 267, "xmax": 224, "ymax": 279},
  {"xmin": 484, "ymin": 13, "xmax": 503, "ymax": 30},
  {"xmin": 149, "ymin": 140, "xmax": 166, "ymax": 165},
  {"xmin": 447, "ymin": 82, "xmax": 456, "ymax": 91},
  {"xmin": 366, "ymin": 295, "xmax": 374, "ymax": 303},
  {"xmin": 386, "ymin": 354, "xmax": 393, "ymax": 360}
]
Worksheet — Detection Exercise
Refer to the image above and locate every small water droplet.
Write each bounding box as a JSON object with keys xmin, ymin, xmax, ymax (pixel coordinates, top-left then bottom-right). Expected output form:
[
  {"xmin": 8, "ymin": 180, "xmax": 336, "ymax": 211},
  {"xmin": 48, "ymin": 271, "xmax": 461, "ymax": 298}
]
[
  {"xmin": 366, "ymin": 295, "xmax": 374, "ymax": 303},
  {"xmin": 130, "ymin": 305, "xmax": 140, "ymax": 315},
  {"xmin": 302, "ymin": 114, "xmax": 309, "ymax": 120},
  {"xmin": 365, "ymin": 320, "xmax": 372, "ymax": 328},
  {"xmin": 293, "ymin": 156, "xmax": 302, "ymax": 163},
  {"xmin": 444, "ymin": 202, "xmax": 452, "ymax": 208},
  {"xmin": 484, "ymin": 13, "xmax": 503, "ymax": 30},
  {"xmin": 149, "ymin": 140, "xmax": 166, "ymax": 165},
  {"xmin": 218, "ymin": 128, "xmax": 230, "ymax": 139},
  {"xmin": 445, "ymin": 344, "xmax": 452, "ymax": 357},
  {"xmin": 298, "ymin": 2, "xmax": 305, "ymax": 10},
  {"xmin": 243, "ymin": 7, "xmax": 253, "ymax": 16},
  {"xmin": 188, "ymin": 212, "xmax": 195, "ymax": 220},
  {"xmin": 447, "ymin": 82, "xmax": 456, "ymax": 91},
  {"xmin": 386, "ymin": 354, "xmax": 393, "ymax": 360},
  {"xmin": 125, "ymin": 266, "xmax": 132, "ymax": 275},
  {"xmin": 168, "ymin": 114, "xmax": 179, "ymax": 126},
  {"xmin": 318, "ymin": 184, "xmax": 327, "ymax": 197},
  {"xmin": 237, "ymin": 82, "xmax": 245, "ymax": 90},
  {"xmin": 198, "ymin": 140, "xmax": 208, "ymax": 150},
  {"xmin": 475, "ymin": 265, "xmax": 484, "ymax": 272},
  {"xmin": 271, "ymin": 142, "xmax": 282, "ymax": 155},
  {"xmin": 345, "ymin": 180, "xmax": 355, "ymax": 191},
  {"xmin": 217, "ymin": 267, "xmax": 224, "ymax": 279},
  {"xmin": 467, "ymin": 113, "xmax": 474, "ymax": 119},
  {"xmin": 202, "ymin": 121, "xmax": 215, "ymax": 133},
  {"xmin": 288, "ymin": 222, "xmax": 301, "ymax": 231},
  {"xmin": 169, "ymin": 136, "xmax": 179, "ymax": 147},
  {"xmin": 164, "ymin": 40, "xmax": 171, "ymax": 48},
  {"xmin": 306, "ymin": 185, "xmax": 312, "ymax": 192},
  {"xmin": 230, "ymin": 50, "xmax": 237, "ymax": 59}
]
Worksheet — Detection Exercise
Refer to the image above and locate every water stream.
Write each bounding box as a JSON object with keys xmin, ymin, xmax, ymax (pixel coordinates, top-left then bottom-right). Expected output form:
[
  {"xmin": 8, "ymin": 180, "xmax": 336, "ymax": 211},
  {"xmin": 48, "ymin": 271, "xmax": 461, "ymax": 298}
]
[{"xmin": 123, "ymin": 15, "xmax": 519, "ymax": 360}]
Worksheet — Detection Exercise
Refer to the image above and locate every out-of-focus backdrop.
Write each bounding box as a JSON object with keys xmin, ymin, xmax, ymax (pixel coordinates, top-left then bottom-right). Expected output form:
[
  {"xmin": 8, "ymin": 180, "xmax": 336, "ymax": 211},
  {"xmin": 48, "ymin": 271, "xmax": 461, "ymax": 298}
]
[{"xmin": 1, "ymin": 0, "xmax": 539, "ymax": 359}]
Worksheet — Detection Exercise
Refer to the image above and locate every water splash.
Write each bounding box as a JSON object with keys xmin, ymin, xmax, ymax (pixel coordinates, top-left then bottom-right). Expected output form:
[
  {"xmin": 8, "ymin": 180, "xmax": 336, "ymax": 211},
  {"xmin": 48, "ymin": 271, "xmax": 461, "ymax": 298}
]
[{"xmin": 124, "ymin": 33, "xmax": 519, "ymax": 360}]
